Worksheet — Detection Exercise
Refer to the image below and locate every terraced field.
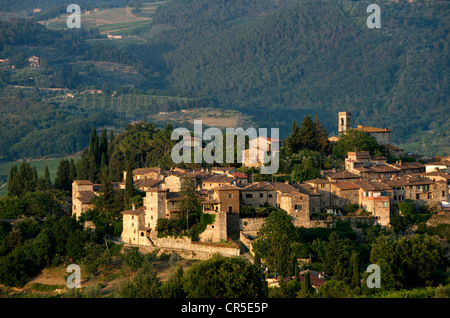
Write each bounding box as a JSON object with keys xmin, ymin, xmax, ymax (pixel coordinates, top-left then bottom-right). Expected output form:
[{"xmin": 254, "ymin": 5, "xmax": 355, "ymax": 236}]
[{"xmin": 40, "ymin": 2, "xmax": 167, "ymax": 36}]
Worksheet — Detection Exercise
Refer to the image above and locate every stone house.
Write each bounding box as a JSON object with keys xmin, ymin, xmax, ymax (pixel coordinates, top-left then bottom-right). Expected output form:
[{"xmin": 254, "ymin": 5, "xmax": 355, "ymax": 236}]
[
  {"xmin": 72, "ymin": 180, "xmax": 98, "ymax": 219},
  {"xmin": 200, "ymin": 175, "xmax": 237, "ymax": 190},
  {"xmin": 200, "ymin": 185, "xmax": 241, "ymax": 242},
  {"xmin": 240, "ymin": 182, "xmax": 277, "ymax": 207}
]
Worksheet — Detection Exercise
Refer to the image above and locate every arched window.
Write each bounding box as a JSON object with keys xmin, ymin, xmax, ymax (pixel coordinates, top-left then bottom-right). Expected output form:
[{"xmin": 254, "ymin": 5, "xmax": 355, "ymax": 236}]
[{"xmin": 341, "ymin": 118, "xmax": 345, "ymax": 126}]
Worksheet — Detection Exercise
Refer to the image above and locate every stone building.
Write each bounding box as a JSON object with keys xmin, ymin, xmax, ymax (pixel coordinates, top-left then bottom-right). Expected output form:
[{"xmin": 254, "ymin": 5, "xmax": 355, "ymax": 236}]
[
  {"xmin": 72, "ymin": 180, "xmax": 97, "ymax": 219},
  {"xmin": 240, "ymin": 182, "xmax": 277, "ymax": 207},
  {"xmin": 200, "ymin": 175, "xmax": 236, "ymax": 190}
]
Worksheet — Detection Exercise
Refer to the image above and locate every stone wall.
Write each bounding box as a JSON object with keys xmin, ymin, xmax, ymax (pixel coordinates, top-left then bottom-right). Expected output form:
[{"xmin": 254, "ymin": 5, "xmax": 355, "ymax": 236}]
[
  {"xmin": 240, "ymin": 217, "xmax": 265, "ymax": 235},
  {"xmin": 148, "ymin": 234, "xmax": 240, "ymax": 257}
]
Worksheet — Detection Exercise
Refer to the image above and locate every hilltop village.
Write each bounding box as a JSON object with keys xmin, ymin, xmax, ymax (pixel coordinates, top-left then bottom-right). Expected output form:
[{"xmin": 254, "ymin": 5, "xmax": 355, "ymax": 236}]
[{"xmin": 72, "ymin": 112, "xmax": 450, "ymax": 258}]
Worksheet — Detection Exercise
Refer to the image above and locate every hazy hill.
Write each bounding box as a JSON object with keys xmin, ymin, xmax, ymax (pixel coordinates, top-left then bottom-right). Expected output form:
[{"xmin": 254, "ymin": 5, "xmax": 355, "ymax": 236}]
[
  {"xmin": 0, "ymin": 0, "xmax": 448, "ymax": 160},
  {"xmin": 152, "ymin": 0, "xmax": 449, "ymax": 150}
]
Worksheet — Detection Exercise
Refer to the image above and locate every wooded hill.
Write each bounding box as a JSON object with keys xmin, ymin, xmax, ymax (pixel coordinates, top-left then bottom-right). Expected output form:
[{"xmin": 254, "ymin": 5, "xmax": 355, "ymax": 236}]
[
  {"xmin": 0, "ymin": 0, "xmax": 448, "ymax": 161},
  {"xmin": 152, "ymin": 0, "xmax": 449, "ymax": 150}
]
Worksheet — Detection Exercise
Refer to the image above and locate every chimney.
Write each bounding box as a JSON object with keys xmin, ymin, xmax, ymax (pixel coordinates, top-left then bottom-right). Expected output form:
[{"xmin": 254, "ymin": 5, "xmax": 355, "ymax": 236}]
[{"xmin": 132, "ymin": 203, "xmax": 136, "ymax": 211}]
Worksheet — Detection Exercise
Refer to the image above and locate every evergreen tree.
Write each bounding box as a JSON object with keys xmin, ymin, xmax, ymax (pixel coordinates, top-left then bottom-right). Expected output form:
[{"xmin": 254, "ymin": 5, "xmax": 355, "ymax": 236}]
[
  {"xmin": 298, "ymin": 115, "xmax": 318, "ymax": 152},
  {"xmin": 54, "ymin": 159, "xmax": 71, "ymax": 192},
  {"xmin": 350, "ymin": 251, "xmax": 360, "ymax": 289},
  {"xmin": 32, "ymin": 166, "xmax": 38, "ymax": 188},
  {"xmin": 89, "ymin": 127, "xmax": 100, "ymax": 165},
  {"xmin": 43, "ymin": 166, "xmax": 53, "ymax": 190},
  {"xmin": 324, "ymin": 232, "xmax": 348, "ymax": 281},
  {"xmin": 77, "ymin": 150, "xmax": 99, "ymax": 183},
  {"xmin": 298, "ymin": 270, "xmax": 314, "ymax": 297},
  {"xmin": 124, "ymin": 160, "xmax": 135, "ymax": 210},
  {"xmin": 17, "ymin": 162, "xmax": 35, "ymax": 196},
  {"xmin": 7, "ymin": 165, "xmax": 19, "ymax": 197},
  {"xmin": 69, "ymin": 159, "xmax": 76, "ymax": 184},
  {"xmin": 99, "ymin": 128, "xmax": 108, "ymax": 163},
  {"xmin": 315, "ymin": 115, "xmax": 330, "ymax": 154}
]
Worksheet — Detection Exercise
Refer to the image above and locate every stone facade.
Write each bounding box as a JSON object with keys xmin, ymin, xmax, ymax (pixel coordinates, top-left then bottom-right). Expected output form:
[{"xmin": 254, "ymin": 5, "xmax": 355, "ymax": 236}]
[
  {"xmin": 72, "ymin": 180, "xmax": 97, "ymax": 219},
  {"xmin": 240, "ymin": 182, "xmax": 277, "ymax": 207}
]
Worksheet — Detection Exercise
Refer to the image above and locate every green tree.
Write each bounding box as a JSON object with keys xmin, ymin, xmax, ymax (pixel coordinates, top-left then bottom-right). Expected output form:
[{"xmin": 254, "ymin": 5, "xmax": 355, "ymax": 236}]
[
  {"xmin": 120, "ymin": 260, "xmax": 162, "ymax": 298},
  {"xmin": 124, "ymin": 160, "xmax": 135, "ymax": 210},
  {"xmin": 54, "ymin": 159, "xmax": 71, "ymax": 192},
  {"xmin": 183, "ymin": 254, "xmax": 268, "ymax": 298},
  {"xmin": 323, "ymin": 232, "xmax": 348, "ymax": 281},
  {"xmin": 252, "ymin": 209, "xmax": 298, "ymax": 277},
  {"xmin": 315, "ymin": 115, "xmax": 330, "ymax": 154},
  {"xmin": 332, "ymin": 129, "xmax": 380, "ymax": 159},
  {"xmin": 161, "ymin": 265, "xmax": 185, "ymax": 298},
  {"xmin": 319, "ymin": 280, "xmax": 351, "ymax": 298}
]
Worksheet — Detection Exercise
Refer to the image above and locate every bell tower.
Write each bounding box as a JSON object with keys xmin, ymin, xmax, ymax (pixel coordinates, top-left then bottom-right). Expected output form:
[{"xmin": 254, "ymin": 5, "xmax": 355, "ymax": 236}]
[{"xmin": 338, "ymin": 112, "xmax": 351, "ymax": 135}]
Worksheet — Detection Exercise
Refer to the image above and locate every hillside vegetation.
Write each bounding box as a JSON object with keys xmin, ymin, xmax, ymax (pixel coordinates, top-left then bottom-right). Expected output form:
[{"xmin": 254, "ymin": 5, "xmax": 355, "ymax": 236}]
[{"xmin": 0, "ymin": 0, "xmax": 448, "ymax": 161}]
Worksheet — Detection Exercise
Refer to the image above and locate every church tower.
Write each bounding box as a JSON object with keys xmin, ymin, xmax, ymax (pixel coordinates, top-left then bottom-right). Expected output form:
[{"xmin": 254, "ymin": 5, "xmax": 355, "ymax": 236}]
[{"xmin": 338, "ymin": 112, "xmax": 351, "ymax": 135}]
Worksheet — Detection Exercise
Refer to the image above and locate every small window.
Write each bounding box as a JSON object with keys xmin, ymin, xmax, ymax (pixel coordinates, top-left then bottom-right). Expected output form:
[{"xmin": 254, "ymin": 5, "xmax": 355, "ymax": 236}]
[
  {"xmin": 416, "ymin": 193, "xmax": 420, "ymax": 200},
  {"xmin": 141, "ymin": 232, "xmax": 144, "ymax": 236},
  {"xmin": 228, "ymin": 193, "xmax": 232, "ymax": 199},
  {"xmin": 259, "ymin": 193, "xmax": 264, "ymax": 198},
  {"xmin": 246, "ymin": 194, "xmax": 253, "ymax": 198},
  {"xmin": 269, "ymin": 194, "xmax": 273, "ymax": 198},
  {"xmin": 383, "ymin": 202, "xmax": 388, "ymax": 208}
]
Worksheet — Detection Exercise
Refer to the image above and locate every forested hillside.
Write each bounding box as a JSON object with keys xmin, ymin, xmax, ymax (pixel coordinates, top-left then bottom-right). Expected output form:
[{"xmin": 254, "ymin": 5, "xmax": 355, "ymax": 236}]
[
  {"xmin": 153, "ymin": 0, "xmax": 449, "ymax": 149},
  {"xmin": 0, "ymin": 0, "xmax": 448, "ymax": 161}
]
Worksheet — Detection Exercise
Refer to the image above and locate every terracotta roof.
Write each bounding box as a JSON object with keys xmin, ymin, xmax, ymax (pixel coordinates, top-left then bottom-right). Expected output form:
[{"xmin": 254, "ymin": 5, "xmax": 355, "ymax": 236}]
[
  {"xmin": 352, "ymin": 181, "xmax": 390, "ymax": 191},
  {"xmin": 425, "ymin": 161, "xmax": 450, "ymax": 166},
  {"xmin": 388, "ymin": 162, "xmax": 424, "ymax": 170},
  {"xmin": 293, "ymin": 183, "xmax": 320, "ymax": 196},
  {"xmin": 121, "ymin": 206, "xmax": 146, "ymax": 215},
  {"xmin": 202, "ymin": 175, "xmax": 236, "ymax": 183},
  {"xmin": 74, "ymin": 180, "xmax": 93, "ymax": 185},
  {"xmin": 272, "ymin": 182, "xmax": 298, "ymax": 193},
  {"xmin": 368, "ymin": 165, "xmax": 400, "ymax": 173},
  {"xmin": 213, "ymin": 184, "xmax": 241, "ymax": 191},
  {"xmin": 354, "ymin": 125, "xmax": 391, "ymax": 133},
  {"xmin": 322, "ymin": 170, "xmax": 360, "ymax": 179},
  {"xmin": 306, "ymin": 178, "xmax": 332, "ymax": 184},
  {"xmin": 135, "ymin": 179, "xmax": 162, "ymax": 188},
  {"xmin": 242, "ymin": 182, "xmax": 277, "ymax": 191},
  {"xmin": 229, "ymin": 172, "xmax": 248, "ymax": 179},
  {"xmin": 332, "ymin": 182, "xmax": 359, "ymax": 190}
]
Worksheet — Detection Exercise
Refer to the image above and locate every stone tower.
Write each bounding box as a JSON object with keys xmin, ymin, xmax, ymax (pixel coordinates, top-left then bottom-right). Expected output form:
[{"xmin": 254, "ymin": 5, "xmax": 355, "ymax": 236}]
[
  {"xmin": 338, "ymin": 111, "xmax": 351, "ymax": 135},
  {"xmin": 144, "ymin": 189, "xmax": 168, "ymax": 230}
]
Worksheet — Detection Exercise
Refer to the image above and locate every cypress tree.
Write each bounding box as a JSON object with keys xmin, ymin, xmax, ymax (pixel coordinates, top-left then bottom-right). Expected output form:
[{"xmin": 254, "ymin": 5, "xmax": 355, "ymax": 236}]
[
  {"xmin": 298, "ymin": 115, "xmax": 318, "ymax": 151},
  {"xmin": 69, "ymin": 159, "xmax": 76, "ymax": 183},
  {"xmin": 7, "ymin": 165, "xmax": 19, "ymax": 196},
  {"xmin": 350, "ymin": 251, "xmax": 360, "ymax": 289},
  {"xmin": 99, "ymin": 128, "xmax": 108, "ymax": 164},
  {"xmin": 32, "ymin": 166, "xmax": 38, "ymax": 189},
  {"xmin": 54, "ymin": 159, "xmax": 71, "ymax": 191},
  {"xmin": 44, "ymin": 166, "xmax": 52, "ymax": 189},
  {"xmin": 89, "ymin": 127, "xmax": 100, "ymax": 165},
  {"xmin": 18, "ymin": 162, "xmax": 35, "ymax": 196},
  {"xmin": 315, "ymin": 115, "xmax": 331, "ymax": 154},
  {"xmin": 124, "ymin": 160, "xmax": 135, "ymax": 209}
]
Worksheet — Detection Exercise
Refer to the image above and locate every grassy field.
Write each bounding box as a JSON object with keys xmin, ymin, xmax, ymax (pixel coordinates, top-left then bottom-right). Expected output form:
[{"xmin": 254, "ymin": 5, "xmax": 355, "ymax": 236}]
[
  {"xmin": 40, "ymin": 2, "xmax": 166, "ymax": 37},
  {"xmin": 149, "ymin": 107, "xmax": 254, "ymax": 130},
  {"xmin": 0, "ymin": 156, "xmax": 80, "ymax": 198}
]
